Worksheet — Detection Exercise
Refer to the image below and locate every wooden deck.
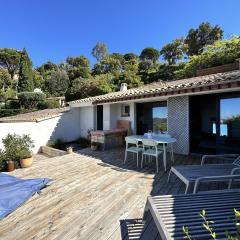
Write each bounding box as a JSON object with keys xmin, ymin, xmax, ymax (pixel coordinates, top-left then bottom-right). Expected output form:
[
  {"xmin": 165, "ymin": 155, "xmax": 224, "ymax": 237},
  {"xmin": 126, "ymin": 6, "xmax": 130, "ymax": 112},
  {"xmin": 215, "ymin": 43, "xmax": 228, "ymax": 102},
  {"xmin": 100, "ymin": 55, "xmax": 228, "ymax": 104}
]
[{"xmin": 0, "ymin": 148, "xmax": 200, "ymax": 240}]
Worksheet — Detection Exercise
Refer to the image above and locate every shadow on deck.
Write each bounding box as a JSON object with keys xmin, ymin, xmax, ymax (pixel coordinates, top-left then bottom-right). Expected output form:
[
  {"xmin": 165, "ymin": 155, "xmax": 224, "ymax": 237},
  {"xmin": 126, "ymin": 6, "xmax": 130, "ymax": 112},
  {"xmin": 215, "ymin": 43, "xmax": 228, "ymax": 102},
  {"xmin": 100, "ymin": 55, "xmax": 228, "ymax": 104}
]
[
  {"xmin": 78, "ymin": 147, "xmax": 239, "ymax": 240},
  {"xmin": 78, "ymin": 147, "xmax": 201, "ymax": 239}
]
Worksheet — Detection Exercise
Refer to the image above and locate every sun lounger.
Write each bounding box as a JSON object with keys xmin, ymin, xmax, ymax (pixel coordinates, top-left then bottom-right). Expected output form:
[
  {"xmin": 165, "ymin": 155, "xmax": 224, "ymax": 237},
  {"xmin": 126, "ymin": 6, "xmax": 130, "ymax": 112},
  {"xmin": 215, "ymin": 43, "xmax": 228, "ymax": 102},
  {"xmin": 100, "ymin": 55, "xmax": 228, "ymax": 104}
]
[
  {"xmin": 168, "ymin": 154, "xmax": 240, "ymax": 193},
  {"xmin": 143, "ymin": 186, "xmax": 240, "ymax": 240}
]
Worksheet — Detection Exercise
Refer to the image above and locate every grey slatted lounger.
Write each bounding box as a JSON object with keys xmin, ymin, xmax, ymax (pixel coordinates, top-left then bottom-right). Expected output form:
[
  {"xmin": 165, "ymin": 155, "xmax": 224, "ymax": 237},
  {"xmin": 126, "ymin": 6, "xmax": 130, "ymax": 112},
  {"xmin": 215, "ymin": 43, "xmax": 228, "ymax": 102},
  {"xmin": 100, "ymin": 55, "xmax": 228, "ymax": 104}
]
[
  {"xmin": 168, "ymin": 154, "xmax": 240, "ymax": 194},
  {"xmin": 143, "ymin": 188, "xmax": 240, "ymax": 240}
]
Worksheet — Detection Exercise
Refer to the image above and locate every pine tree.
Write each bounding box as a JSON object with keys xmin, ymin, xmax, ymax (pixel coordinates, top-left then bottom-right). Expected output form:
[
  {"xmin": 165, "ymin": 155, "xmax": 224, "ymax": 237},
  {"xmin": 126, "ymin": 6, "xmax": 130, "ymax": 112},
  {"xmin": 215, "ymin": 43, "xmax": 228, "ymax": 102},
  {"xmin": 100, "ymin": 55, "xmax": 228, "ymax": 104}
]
[{"xmin": 18, "ymin": 48, "xmax": 34, "ymax": 92}]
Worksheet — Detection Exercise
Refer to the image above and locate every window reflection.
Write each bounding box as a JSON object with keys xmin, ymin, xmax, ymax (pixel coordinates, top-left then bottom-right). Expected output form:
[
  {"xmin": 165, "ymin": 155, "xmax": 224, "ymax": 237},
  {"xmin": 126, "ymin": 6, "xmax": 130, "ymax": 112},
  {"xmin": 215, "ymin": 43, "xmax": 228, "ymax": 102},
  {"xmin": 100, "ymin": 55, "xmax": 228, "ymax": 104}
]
[
  {"xmin": 152, "ymin": 102, "xmax": 167, "ymax": 132},
  {"xmin": 220, "ymin": 97, "xmax": 240, "ymax": 138}
]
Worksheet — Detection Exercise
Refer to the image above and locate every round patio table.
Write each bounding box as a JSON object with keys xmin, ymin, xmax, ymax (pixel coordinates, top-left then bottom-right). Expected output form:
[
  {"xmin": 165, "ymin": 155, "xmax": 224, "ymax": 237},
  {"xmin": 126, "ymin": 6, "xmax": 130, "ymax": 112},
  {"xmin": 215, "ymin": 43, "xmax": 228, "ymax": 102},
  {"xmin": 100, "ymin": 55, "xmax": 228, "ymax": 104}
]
[{"xmin": 128, "ymin": 135, "xmax": 176, "ymax": 171}]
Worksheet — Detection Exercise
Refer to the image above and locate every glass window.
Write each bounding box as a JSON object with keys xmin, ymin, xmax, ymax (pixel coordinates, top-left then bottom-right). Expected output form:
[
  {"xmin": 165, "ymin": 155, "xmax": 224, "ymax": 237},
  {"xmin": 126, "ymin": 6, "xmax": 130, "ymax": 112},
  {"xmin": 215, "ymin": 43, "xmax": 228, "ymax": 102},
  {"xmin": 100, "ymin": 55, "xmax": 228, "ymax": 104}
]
[
  {"xmin": 152, "ymin": 102, "xmax": 167, "ymax": 132},
  {"xmin": 220, "ymin": 98, "xmax": 240, "ymax": 137}
]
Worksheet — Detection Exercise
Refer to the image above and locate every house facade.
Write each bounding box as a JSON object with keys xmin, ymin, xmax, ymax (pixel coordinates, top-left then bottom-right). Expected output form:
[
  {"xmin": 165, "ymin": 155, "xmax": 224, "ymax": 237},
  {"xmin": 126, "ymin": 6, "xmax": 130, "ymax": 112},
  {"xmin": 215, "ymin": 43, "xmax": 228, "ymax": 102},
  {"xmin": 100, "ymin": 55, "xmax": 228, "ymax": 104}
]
[{"xmin": 69, "ymin": 69, "xmax": 240, "ymax": 155}]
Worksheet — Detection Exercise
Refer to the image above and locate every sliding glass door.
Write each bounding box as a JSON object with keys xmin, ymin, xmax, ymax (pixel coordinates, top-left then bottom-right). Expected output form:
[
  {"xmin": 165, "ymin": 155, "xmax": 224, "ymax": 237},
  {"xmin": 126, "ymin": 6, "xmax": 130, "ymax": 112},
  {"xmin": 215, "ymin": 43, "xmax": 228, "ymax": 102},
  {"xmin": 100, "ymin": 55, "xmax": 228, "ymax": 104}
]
[
  {"xmin": 190, "ymin": 92, "xmax": 240, "ymax": 154},
  {"xmin": 216, "ymin": 97, "xmax": 240, "ymax": 153}
]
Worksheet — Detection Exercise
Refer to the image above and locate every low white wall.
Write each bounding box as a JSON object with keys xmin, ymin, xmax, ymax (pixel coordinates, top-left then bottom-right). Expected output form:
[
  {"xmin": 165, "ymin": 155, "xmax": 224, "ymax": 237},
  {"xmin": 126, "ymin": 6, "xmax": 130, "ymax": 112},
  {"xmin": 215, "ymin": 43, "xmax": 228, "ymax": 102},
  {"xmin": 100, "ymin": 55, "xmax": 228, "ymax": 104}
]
[{"xmin": 0, "ymin": 108, "xmax": 81, "ymax": 153}]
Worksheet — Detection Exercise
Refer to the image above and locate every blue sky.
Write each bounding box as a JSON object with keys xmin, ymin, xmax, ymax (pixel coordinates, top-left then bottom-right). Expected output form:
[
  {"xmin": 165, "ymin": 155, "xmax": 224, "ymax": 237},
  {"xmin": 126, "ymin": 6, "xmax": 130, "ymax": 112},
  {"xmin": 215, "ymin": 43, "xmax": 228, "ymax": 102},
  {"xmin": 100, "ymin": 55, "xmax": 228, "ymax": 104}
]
[{"xmin": 1, "ymin": 0, "xmax": 240, "ymax": 67}]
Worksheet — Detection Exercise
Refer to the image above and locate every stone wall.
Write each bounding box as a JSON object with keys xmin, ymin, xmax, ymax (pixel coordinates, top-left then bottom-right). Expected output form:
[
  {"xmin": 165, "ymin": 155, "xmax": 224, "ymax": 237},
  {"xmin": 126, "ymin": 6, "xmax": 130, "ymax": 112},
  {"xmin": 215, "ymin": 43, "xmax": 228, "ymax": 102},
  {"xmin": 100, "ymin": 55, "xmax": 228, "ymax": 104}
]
[{"xmin": 40, "ymin": 146, "xmax": 66, "ymax": 157}]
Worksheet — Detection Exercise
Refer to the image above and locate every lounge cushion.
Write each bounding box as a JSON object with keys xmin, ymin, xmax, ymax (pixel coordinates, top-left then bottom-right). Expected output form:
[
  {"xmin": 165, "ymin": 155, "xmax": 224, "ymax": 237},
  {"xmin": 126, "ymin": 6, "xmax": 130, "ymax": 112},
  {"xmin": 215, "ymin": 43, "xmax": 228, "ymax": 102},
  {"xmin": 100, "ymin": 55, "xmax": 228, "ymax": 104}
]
[{"xmin": 0, "ymin": 173, "xmax": 50, "ymax": 219}]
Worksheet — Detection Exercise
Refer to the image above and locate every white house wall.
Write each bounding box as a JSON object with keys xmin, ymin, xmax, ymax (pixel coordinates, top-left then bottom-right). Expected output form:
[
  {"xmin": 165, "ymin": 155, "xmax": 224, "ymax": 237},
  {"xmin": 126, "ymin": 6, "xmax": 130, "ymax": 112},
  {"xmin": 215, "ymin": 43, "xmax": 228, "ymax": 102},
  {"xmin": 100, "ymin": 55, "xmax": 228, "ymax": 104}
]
[
  {"xmin": 0, "ymin": 108, "xmax": 81, "ymax": 153},
  {"xmin": 79, "ymin": 106, "xmax": 95, "ymax": 137}
]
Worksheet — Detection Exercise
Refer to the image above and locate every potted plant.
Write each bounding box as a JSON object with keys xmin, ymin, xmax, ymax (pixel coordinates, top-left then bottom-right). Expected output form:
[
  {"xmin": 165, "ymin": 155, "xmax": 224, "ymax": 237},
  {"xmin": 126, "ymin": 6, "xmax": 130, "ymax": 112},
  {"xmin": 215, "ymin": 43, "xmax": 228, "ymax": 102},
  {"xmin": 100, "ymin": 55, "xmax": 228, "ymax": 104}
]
[
  {"xmin": 0, "ymin": 150, "xmax": 14, "ymax": 172},
  {"xmin": 2, "ymin": 134, "xmax": 35, "ymax": 169}
]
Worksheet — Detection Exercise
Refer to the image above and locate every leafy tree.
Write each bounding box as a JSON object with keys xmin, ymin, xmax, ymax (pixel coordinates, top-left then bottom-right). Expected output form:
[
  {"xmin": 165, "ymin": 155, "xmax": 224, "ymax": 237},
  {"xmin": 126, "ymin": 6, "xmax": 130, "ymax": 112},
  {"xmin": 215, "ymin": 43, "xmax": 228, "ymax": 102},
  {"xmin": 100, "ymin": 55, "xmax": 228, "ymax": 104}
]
[
  {"xmin": 36, "ymin": 61, "xmax": 58, "ymax": 75},
  {"xmin": 160, "ymin": 39, "xmax": 186, "ymax": 65},
  {"xmin": 18, "ymin": 48, "xmax": 34, "ymax": 92},
  {"xmin": 0, "ymin": 68, "xmax": 12, "ymax": 90},
  {"xmin": 32, "ymin": 70, "xmax": 44, "ymax": 89},
  {"xmin": 92, "ymin": 42, "xmax": 108, "ymax": 62},
  {"xmin": 114, "ymin": 70, "xmax": 143, "ymax": 89},
  {"xmin": 92, "ymin": 55, "xmax": 122, "ymax": 75},
  {"xmin": 140, "ymin": 47, "xmax": 160, "ymax": 63},
  {"xmin": 44, "ymin": 69, "xmax": 69, "ymax": 96},
  {"xmin": 0, "ymin": 48, "xmax": 21, "ymax": 79},
  {"xmin": 123, "ymin": 53, "xmax": 139, "ymax": 65},
  {"xmin": 185, "ymin": 22, "xmax": 223, "ymax": 56},
  {"xmin": 138, "ymin": 59, "xmax": 160, "ymax": 84},
  {"xmin": 0, "ymin": 88, "xmax": 16, "ymax": 103},
  {"xmin": 93, "ymin": 74, "xmax": 115, "ymax": 93},
  {"xmin": 149, "ymin": 63, "xmax": 185, "ymax": 81},
  {"xmin": 66, "ymin": 56, "xmax": 90, "ymax": 80},
  {"xmin": 65, "ymin": 78, "xmax": 110, "ymax": 101},
  {"xmin": 175, "ymin": 36, "xmax": 240, "ymax": 79}
]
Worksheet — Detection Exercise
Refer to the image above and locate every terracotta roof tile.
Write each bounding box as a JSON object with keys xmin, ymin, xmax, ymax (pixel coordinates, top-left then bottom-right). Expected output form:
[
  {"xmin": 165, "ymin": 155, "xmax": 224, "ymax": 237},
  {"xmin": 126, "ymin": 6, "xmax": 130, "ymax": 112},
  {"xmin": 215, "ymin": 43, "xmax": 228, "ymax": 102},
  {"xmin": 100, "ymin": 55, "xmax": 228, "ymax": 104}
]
[
  {"xmin": 0, "ymin": 107, "xmax": 69, "ymax": 123},
  {"xmin": 69, "ymin": 70, "xmax": 240, "ymax": 105}
]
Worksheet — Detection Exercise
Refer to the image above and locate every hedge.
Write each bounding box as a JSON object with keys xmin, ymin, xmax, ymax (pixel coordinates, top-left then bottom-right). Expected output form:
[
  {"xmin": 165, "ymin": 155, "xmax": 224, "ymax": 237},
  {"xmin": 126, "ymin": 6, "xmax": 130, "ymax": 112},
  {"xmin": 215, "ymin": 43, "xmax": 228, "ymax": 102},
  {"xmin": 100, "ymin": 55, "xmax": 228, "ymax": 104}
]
[
  {"xmin": 18, "ymin": 92, "xmax": 46, "ymax": 109},
  {"xmin": 0, "ymin": 109, "xmax": 30, "ymax": 118}
]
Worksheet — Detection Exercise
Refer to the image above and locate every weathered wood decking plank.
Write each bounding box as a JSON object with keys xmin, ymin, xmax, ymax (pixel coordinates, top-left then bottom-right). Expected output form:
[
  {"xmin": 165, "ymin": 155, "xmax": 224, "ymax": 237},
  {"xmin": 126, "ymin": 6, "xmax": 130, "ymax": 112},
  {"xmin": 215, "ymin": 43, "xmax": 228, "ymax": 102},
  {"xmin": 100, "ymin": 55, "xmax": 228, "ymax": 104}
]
[{"xmin": 0, "ymin": 148, "xmax": 194, "ymax": 240}]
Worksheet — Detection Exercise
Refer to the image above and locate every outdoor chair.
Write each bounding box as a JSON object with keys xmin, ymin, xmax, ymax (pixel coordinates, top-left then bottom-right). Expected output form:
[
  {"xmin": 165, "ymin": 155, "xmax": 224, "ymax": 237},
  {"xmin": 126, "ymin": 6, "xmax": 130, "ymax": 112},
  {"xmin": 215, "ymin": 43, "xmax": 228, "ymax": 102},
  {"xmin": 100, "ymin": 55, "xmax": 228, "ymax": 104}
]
[
  {"xmin": 153, "ymin": 133, "xmax": 174, "ymax": 163},
  {"xmin": 168, "ymin": 154, "xmax": 240, "ymax": 194},
  {"xmin": 124, "ymin": 136, "xmax": 143, "ymax": 167},
  {"xmin": 141, "ymin": 139, "xmax": 163, "ymax": 173},
  {"xmin": 142, "ymin": 175, "xmax": 240, "ymax": 240}
]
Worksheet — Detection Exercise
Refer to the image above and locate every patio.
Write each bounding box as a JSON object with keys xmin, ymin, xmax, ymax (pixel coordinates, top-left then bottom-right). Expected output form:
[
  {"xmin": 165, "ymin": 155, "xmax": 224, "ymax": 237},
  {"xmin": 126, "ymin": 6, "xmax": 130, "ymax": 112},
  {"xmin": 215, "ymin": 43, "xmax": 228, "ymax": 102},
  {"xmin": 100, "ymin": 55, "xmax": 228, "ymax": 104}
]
[{"xmin": 0, "ymin": 148, "xmax": 212, "ymax": 240}]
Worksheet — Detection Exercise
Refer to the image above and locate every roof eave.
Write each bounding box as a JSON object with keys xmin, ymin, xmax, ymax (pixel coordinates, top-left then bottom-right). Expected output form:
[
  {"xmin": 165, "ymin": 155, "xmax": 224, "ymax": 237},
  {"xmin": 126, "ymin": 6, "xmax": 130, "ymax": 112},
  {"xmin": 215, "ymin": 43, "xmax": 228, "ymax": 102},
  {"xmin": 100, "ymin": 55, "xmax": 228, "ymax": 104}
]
[{"xmin": 69, "ymin": 101, "xmax": 93, "ymax": 108}]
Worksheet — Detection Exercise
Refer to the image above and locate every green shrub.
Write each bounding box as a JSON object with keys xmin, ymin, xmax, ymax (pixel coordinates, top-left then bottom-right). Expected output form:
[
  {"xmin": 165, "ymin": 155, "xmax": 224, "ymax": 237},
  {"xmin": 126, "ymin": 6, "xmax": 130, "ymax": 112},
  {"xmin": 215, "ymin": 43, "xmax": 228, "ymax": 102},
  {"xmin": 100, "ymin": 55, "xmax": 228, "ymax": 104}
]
[
  {"xmin": 1, "ymin": 134, "xmax": 34, "ymax": 165},
  {"xmin": 183, "ymin": 209, "xmax": 240, "ymax": 239},
  {"xmin": 0, "ymin": 109, "xmax": 30, "ymax": 118},
  {"xmin": 5, "ymin": 100, "xmax": 20, "ymax": 109},
  {"xmin": 76, "ymin": 137, "xmax": 90, "ymax": 148},
  {"xmin": 175, "ymin": 36, "xmax": 240, "ymax": 79},
  {"xmin": 37, "ymin": 99, "xmax": 60, "ymax": 110},
  {"xmin": 0, "ymin": 150, "xmax": 6, "ymax": 171},
  {"xmin": 18, "ymin": 92, "xmax": 46, "ymax": 109}
]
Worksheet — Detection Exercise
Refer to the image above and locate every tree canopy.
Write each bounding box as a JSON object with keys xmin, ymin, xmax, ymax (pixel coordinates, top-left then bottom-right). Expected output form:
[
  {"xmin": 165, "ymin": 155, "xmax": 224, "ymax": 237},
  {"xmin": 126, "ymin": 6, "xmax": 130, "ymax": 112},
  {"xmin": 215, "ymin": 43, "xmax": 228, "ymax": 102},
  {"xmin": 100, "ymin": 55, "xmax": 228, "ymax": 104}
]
[
  {"xmin": 66, "ymin": 56, "xmax": 90, "ymax": 80},
  {"xmin": 160, "ymin": 39, "xmax": 186, "ymax": 65},
  {"xmin": 92, "ymin": 42, "xmax": 108, "ymax": 62},
  {"xmin": 0, "ymin": 68, "xmax": 12, "ymax": 90},
  {"xmin": 0, "ymin": 22, "xmax": 239, "ymax": 106},
  {"xmin": 18, "ymin": 48, "xmax": 34, "ymax": 92},
  {"xmin": 185, "ymin": 22, "xmax": 223, "ymax": 56},
  {"xmin": 140, "ymin": 47, "xmax": 160, "ymax": 63},
  {"xmin": 0, "ymin": 48, "xmax": 21, "ymax": 79}
]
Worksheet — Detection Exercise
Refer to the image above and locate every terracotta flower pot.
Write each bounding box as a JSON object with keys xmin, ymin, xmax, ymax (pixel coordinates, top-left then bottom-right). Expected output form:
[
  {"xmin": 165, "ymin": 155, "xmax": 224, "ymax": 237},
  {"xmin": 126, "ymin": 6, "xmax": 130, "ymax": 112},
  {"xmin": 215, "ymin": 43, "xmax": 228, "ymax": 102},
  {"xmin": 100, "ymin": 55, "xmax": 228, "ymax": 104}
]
[
  {"xmin": 7, "ymin": 161, "xmax": 15, "ymax": 172},
  {"xmin": 20, "ymin": 156, "xmax": 33, "ymax": 168}
]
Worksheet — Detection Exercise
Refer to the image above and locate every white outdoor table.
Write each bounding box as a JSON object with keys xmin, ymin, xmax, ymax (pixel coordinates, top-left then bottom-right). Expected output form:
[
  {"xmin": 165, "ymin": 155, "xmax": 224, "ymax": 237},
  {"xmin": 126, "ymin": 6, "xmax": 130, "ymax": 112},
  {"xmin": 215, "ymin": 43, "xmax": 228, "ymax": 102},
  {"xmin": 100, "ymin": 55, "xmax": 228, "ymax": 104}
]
[{"xmin": 128, "ymin": 135, "xmax": 176, "ymax": 171}]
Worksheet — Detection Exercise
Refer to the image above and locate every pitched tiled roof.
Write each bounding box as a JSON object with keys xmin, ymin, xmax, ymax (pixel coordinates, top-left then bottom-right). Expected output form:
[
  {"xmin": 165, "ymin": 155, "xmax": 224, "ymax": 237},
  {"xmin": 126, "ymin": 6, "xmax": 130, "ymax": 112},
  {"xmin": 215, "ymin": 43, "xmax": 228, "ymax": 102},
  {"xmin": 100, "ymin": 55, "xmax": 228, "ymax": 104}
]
[
  {"xmin": 0, "ymin": 107, "xmax": 69, "ymax": 123},
  {"xmin": 69, "ymin": 70, "xmax": 240, "ymax": 105}
]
